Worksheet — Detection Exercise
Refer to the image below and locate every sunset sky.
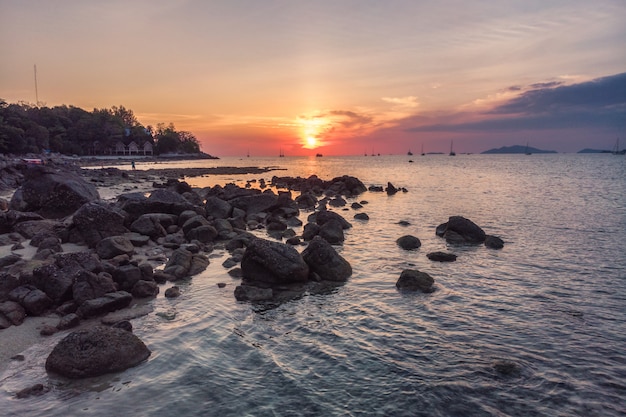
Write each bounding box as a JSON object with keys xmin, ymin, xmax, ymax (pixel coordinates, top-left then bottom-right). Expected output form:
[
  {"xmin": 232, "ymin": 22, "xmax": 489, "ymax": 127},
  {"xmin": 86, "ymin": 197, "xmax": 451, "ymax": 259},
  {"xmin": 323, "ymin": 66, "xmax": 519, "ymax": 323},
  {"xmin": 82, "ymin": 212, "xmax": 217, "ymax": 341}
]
[{"xmin": 1, "ymin": 0, "xmax": 625, "ymax": 156}]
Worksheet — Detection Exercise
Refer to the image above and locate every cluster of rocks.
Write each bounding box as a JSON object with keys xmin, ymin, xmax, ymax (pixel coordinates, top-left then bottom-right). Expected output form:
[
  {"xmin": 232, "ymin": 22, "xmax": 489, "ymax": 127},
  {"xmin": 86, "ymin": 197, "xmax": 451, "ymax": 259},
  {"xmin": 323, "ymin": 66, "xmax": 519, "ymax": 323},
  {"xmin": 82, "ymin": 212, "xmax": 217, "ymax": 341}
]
[{"xmin": 395, "ymin": 216, "xmax": 504, "ymax": 293}]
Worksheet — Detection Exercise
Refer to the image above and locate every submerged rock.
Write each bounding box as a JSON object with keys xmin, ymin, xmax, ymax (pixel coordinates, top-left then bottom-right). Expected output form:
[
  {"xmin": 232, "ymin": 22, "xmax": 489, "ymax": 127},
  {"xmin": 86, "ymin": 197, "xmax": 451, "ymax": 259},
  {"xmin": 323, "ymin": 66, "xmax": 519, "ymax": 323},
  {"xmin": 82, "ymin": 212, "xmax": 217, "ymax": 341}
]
[
  {"xmin": 396, "ymin": 235, "xmax": 421, "ymax": 250},
  {"xmin": 302, "ymin": 236, "xmax": 352, "ymax": 282},
  {"xmin": 426, "ymin": 251, "xmax": 457, "ymax": 262},
  {"xmin": 240, "ymin": 238, "xmax": 309, "ymax": 285},
  {"xmin": 45, "ymin": 326, "xmax": 151, "ymax": 378},
  {"xmin": 485, "ymin": 235, "xmax": 504, "ymax": 249}
]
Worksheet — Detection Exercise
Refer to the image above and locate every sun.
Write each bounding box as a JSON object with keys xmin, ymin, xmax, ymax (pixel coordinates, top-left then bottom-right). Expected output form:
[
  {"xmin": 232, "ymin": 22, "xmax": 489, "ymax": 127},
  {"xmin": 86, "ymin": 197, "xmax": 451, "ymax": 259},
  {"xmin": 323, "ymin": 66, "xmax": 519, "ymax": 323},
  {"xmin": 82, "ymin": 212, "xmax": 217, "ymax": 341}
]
[{"xmin": 299, "ymin": 116, "xmax": 328, "ymax": 149}]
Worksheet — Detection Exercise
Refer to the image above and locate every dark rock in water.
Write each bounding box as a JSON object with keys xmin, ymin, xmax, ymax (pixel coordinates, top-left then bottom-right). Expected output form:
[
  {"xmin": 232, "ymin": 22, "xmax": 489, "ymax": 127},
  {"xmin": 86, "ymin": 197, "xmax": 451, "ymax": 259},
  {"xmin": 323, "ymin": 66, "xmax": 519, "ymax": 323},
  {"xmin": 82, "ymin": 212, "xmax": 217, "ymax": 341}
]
[
  {"xmin": 295, "ymin": 193, "xmax": 318, "ymax": 209},
  {"xmin": 314, "ymin": 210, "xmax": 352, "ymax": 229},
  {"xmin": 45, "ymin": 326, "xmax": 151, "ymax": 378},
  {"xmin": 9, "ymin": 165, "xmax": 100, "ymax": 218},
  {"xmin": 302, "ymin": 222, "xmax": 321, "ymax": 241},
  {"xmin": 368, "ymin": 185, "xmax": 384, "ymax": 192},
  {"xmin": 240, "ymin": 238, "xmax": 309, "ymax": 285},
  {"xmin": 131, "ymin": 280, "xmax": 159, "ymax": 298},
  {"xmin": 217, "ymin": 282, "xmax": 226, "ymax": 288},
  {"xmin": 0, "ymin": 254, "xmax": 22, "ymax": 268},
  {"xmin": 436, "ymin": 216, "xmax": 486, "ymax": 244},
  {"xmin": 351, "ymin": 202, "xmax": 363, "ymax": 209},
  {"xmin": 76, "ymin": 291, "xmax": 132, "ymax": 318},
  {"xmin": 328, "ymin": 196, "xmax": 347, "ymax": 207},
  {"xmin": 227, "ymin": 268, "xmax": 243, "ymax": 278},
  {"xmin": 485, "ymin": 235, "xmax": 504, "ymax": 249},
  {"xmin": 353, "ymin": 213, "xmax": 369, "ymax": 221},
  {"xmin": 130, "ymin": 214, "xmax": 168, "ymax": 239},
  {"xmin": 13, "ymin": 219, "xmax": 67, "ymax": 240},
  {"xmin": 0, "ymin": 300, "xmax": 26, "ymax": 326},
  {"xmin": 318, "ymin": 219, "xmax": 345, "ymax": 245},
  {"xmin": 113, "ymin": 264, "xmax": 143, "ymax": 292},
  {"xmin": 164, "ymin": 286, "xmax": 181, "ymax": 298},
  {"xmin": 96, "ymin": 236, "xmax": 135, "ymax": 259},
  {"xmin": 234, "ymin": 284, "xmax": 273, "ymax": 301},
  {"xmin": 111, "ymin": 320, "xmax": 133, "ymax": 332},
  {"xmin": 386, "ymin": 182, "xmax": 398, "ymax": 195},
  {"xmin": 426, "ymin": 251, "xmax": 457, "ymax": 262},
  {"xmin": 302, "ymin": 236, "xmax": 352, "ymax": 282},
  {"xmin": 72, "ymin": 202, "xmax": 128, "ymax": 248},
  {"xmin": 188, "ymin": 254, "xmax": 210, "ymax": 275},
  {"xmin": 37, "ymin": 236, "xmax": 62, "ymax": 253},
  {"xmin": 15, "ymin": 383, "xmax": 49, "ymax": 399},
  {"xmin": 493, "ymin": 360, "xmax": 521, "ymax": 377},
  {"xmin": 396, "ymin": 269, "xmax": 434, "ymax": 293},
  {"xmin": 397, "ymin": 220, "xmax": 411, "ymax": 226},
  {"xmin": 396, "ymin": 235, "xmax": 421, "ymax": 250}
]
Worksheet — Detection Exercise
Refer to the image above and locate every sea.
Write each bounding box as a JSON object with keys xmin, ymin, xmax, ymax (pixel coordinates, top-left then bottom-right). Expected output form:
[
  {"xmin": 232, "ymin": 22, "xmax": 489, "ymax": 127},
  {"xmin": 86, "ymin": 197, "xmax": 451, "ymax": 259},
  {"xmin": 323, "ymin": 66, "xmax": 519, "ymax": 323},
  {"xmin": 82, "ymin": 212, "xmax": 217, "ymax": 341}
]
[{"xmin": 1, "ymin": 153, "xmax": 625, "ymax": 416}]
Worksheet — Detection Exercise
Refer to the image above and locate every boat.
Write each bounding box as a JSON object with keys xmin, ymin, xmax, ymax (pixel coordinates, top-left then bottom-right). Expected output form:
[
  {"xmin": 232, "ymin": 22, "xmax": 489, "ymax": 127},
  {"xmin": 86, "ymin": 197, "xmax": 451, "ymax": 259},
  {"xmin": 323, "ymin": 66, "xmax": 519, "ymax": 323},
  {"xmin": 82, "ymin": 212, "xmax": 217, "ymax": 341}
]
[
  {"xmin": 407, "ymin": 149, "xmax": 413, "ymax": 156},
  {"xmin": 525, "ymin": 142, "xmax": 532, "ymax": 155},
  {"xmin": 612, "ymin": 138, "xmax": 621, "ymax": 155},
  {"xmin": 449, "ymin": 140, "xmax": 456, "ymax": 156},
  {"xmin": 421, "ymin": 144, "xmax": 425, "ymax": 156},
  {"xmin": 316, "ymin": 153, "xmax": 323, "ymax": 157},
  {"xmin": 279, "ymin": 148, "xmax": 285, "ymax": 157}
]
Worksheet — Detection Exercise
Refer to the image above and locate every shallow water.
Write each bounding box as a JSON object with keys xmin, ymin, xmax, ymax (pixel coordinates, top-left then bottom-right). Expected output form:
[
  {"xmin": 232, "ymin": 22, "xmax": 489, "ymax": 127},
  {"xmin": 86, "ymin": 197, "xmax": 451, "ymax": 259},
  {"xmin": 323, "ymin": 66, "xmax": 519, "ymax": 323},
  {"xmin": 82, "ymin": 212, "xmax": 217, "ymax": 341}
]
[{"xmin": 2, "ymin": 154, "xmax": 625, "ymax": 416}]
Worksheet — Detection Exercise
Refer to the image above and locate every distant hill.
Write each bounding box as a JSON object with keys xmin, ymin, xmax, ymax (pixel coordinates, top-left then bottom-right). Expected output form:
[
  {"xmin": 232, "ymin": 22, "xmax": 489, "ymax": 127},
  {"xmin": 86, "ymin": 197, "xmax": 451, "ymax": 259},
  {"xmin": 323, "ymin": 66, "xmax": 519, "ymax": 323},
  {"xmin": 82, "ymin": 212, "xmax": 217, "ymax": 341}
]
[
  {"xmin": 578, "ymin": 148, "xmax": 625, "ymax": 154},
  {"xmin": 481, "ymin": 145, "xmax": 557, "ymax": 154}
]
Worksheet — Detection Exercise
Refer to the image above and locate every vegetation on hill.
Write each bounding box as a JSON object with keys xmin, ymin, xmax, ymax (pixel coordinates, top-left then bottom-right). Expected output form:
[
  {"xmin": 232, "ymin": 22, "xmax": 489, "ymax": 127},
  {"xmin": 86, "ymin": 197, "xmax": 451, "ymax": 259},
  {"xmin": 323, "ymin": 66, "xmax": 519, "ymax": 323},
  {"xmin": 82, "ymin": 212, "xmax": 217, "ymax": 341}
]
[
  {"xmin": 0, "ymin": 99, "xmax": 205, "ymax": 156},
  {"xmin": 481, "ymin": 145, "xmax": 557, "ymax": 154}
]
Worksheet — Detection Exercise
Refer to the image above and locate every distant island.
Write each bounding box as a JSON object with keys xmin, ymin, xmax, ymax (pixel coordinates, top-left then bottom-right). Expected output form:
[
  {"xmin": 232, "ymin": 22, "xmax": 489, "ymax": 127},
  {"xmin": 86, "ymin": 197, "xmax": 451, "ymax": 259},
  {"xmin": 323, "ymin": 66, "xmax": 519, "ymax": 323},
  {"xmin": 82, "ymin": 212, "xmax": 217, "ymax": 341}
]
[
  {"xmin": 578, "ymin": 148, "xmax": 626, "ymax": 154},
  {"xmin": 481, "ymin": 145, "xmax": 557, "ymax": 154}
]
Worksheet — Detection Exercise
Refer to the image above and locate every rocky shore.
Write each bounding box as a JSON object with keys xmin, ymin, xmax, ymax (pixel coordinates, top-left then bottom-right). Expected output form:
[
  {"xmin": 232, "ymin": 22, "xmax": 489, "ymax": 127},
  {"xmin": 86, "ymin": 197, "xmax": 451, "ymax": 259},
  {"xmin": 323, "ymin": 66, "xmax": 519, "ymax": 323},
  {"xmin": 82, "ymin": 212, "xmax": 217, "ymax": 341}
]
[{"xmin": 0, "ymin": 156, "xmax": 503, "ymax": 391}]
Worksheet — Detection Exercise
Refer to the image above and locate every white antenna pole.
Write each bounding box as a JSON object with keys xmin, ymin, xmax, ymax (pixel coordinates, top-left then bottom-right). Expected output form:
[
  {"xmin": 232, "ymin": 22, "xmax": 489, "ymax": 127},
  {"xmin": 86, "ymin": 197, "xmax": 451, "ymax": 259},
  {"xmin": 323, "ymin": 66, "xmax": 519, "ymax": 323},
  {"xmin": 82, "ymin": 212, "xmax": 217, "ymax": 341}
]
[{"xmin": 34, "ymin": 64, "xmax": 39, "ymax": 106}]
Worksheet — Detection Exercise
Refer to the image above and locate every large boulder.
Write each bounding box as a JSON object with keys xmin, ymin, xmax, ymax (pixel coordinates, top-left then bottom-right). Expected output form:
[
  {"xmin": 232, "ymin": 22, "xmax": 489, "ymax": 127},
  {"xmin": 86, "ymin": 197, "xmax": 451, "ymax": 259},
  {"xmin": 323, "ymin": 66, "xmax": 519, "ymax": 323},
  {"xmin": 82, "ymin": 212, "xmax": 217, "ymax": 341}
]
[
  {"xmin": 436, "ymin": 216, "xmax": 486, "ymax": 244},
  {"xmin": 240, "ymin": 238, "xmax": 309, "ymax": 285},
  {"xmin": 72, "ymin": 271, "xmax": 117, "ymax": 305},
  {"xmin": 302, "ymin": 236, "xmax": 352, "ymax": 282},
  {"xmin": 45, "ymin": 326, "xmax": 151, "ymax": 378},
  {"xmin": 9, "ymin": 285, "xmax": 52, "ymax": 316},
  {"xmin": 205, "ymin": 196, "xmax": 232, "ymax": 219},
  {"xmin": 72, "ymin": 202, "xmax": 128, "ymax": 247},
  {"xmin": 9, "ymin": 166, "xmax": 100, "ymax": 218}
]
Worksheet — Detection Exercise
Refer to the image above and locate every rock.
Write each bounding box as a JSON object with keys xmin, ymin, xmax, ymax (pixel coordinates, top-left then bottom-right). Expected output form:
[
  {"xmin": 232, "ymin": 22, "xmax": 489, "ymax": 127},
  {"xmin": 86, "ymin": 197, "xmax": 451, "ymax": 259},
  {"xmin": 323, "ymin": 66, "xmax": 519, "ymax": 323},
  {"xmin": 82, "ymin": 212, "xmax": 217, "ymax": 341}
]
[
  {"xmin": 72, "ymin": 271, "xmax": 117, "ymax": 305},
  {"xmin": 45, "ymin": 326, "xmax": 151, "ymax": 378},
  {"xmin": 13, "ymin": 219, "xmax": 67, "ymax": 240},
  {"xmin": 436, "ymin": 216, "xmax": 486, "ymax": 244},
  {"xmin": 57, "ymin": 313, "xmax": 81, "ymax": 330},
  {"xmin": 0, "ymin": 254, "xmax": 22, "ymax": 268},
  {"xmin": 302, "ymin": 222, "xmax": 321, "ymax": 241},
  {"xmin": 227, "ymin": 268, "xmax": 243, "ymax": 278},
  {"xmin": 130, "ymin": 214, "xmax": 168, "ymax": 239},
  {"xmin": 485, "ymin": 235, "xmax": 504, "ymax": 249},
  {"xmin": 9, "ymin": 286, "xmax": 52, "ymax": 316},
  {"xmin": 163, "ymin": 248, "xmax": 193, "ymax": 279},
  {"xmin": 302, "ymin": 236, "xmax": 352, "ymax": 282},
  {"xmin": 328, "ymin": 197, "xmax": 346, "ymax": 207},
  {"xmin": 124, "ymin": 232, "xmax": 150, "ymax": 246},
  {"xmin": 229, "ymin": 193, "xmax": 278, "ymax": 218},
  {"xmin": 15, "ymin": 383, "xmax": 49, "ymax": 399},
  {"xmin": 96, "ymin": 236, "xmax": 135, "ymax": 259},
  {"xmin": 40, "ymin": 325, "xmax": 58, "ymax": 336},
  {"xmin": 353, "ymin": 213, "xmax": 369, "ymax": 221},
  {"xmin": 164, "ymin": 286, "xmax": 181, "ymax": 298},
  {"xmin": 234, "ymin": 284, "xmax": 273, "ymax": 301},
  {"xmin": 0, "ymin": 300, "xmax": 26, "ymax": 325},
  {"xmin": 111, "ymin": 320, "xmax": 133, "ymax": 332},
  {"xmin": 426, "ymin": 252, "xmax": 457, "ymax": 262},
  {"xmin": 318, "ymin": 219, "xmax": 345, "ymax": 245},
  {"xmin": 396, "ymin": 269, "xmax": 435, "ymax": 293},
  {"xmin": 493, "ymin": 360, "xmax": 521, "ymax": 377},
  {"xmin": 240, "ymin": 238, "xmax": 309, "ymax": 285},
  {"xmin": 205, "ymin": 196, "xmax": 232, "ymax": 219},
  {"xmin": 112, "ymin": 264, "xmax": 143, "ymax": 292},
  {"xmin": 9, "ymin": 166, "xmax": 100, "ymax": 218},
  {"xmin": 314, "ymin": 210, "xmax": 352, "ymax": 229},
  {"xmin": 396, "ymin": 235, "xmax": 422, "ymax": 250},
  {"xmin": 36, "ymin": 236, "xmax": 63, "ymax": 253},
  {"xmin": 131, "ymin": 280, "xmax": 159, "ymax": 298},
  {"xmin": 351, "ymin": 202, "xmax": 363, "ymax": 209},
  {"xmin": 185, "ymin": 225, "xmax": 218, "ymax": 243},
  {"xmin": 76, "ymin": 291, "xmax": 132, "ymax": 318},
  {"xmin": 72, "ymin": 202, "xmax": 128, "ymax": 247},
  {"xmin": 386, "ymin": 182, "xmax": 398, "ymax": 195},
  {"xmin": 101, "ymin": 304, "xmax": 154, "ymax": 324}
]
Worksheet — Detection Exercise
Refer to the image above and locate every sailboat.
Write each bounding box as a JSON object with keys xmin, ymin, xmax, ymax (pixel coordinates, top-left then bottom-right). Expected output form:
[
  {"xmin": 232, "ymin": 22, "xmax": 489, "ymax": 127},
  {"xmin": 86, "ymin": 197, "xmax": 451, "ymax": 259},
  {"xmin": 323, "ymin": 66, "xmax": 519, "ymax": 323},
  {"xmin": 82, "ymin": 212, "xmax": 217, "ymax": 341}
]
[
  {"xmin": 421, "ymin": 144, "xmax": 425, "ymax": 156},
  {"xmin": 407, "ymin": 149, "xmax": 413, "ymax": 156},
  {"xmin": 449, "ymin": 140, "xmax": 456, "ymax": 156},
  {"xmin": 612, "ymin": 138, "xmax": 621, "ymax": 155},
  {"xmin": 525, "ymin": 142, "xmax": 532, "ymax": 155},
  {"xmin": 279, "ymin": 148, "xmax": 285, "ymax": 157}
]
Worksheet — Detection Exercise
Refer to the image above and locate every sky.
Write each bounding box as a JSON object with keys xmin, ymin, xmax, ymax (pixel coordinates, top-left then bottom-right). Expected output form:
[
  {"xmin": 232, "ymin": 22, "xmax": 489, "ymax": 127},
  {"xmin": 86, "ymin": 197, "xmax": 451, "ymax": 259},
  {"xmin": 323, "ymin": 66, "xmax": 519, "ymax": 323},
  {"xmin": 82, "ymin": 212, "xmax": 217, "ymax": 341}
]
[{"xmin": 1, "ymin": 0, "xmax": 625, "ymax": 156}]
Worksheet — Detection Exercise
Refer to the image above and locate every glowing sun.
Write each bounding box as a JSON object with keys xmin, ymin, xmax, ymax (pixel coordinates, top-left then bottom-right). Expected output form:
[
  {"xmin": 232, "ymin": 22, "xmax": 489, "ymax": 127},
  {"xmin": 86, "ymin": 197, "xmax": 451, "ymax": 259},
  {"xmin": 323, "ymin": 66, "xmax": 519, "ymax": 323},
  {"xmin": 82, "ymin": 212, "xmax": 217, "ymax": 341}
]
[
  {"xmin": 299, "ymin": 117, "xmax": 328, "ymax": 149},
  {"xmin": 306, "ymin": 136, "xmax": 317, "ymax": 148}
]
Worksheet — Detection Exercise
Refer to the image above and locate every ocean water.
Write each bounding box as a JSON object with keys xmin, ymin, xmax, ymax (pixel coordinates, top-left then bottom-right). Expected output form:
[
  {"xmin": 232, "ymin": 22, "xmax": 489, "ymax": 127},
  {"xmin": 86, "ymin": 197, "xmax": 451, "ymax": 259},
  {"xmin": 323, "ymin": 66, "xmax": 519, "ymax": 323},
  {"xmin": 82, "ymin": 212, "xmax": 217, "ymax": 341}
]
[{"xmin": 1, "ymin": 154, "xmax": 625, "ymax": 416}]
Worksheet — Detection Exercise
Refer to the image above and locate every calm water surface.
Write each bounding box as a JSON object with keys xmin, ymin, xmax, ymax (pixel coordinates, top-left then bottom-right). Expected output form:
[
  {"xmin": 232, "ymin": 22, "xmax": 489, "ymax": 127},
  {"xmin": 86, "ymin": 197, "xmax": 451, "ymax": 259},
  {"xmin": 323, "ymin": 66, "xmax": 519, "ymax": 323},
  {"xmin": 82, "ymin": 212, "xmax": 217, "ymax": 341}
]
[{"xmin": 2, "ymin": 154, "xmax": 625, "ymax": 416}]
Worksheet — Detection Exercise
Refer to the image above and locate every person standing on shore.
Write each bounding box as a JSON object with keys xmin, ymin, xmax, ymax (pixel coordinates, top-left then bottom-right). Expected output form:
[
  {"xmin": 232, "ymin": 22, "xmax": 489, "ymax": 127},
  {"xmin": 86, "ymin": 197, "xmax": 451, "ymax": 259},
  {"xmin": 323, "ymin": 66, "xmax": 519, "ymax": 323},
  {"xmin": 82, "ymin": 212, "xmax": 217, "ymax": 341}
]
[{"xmin": 131, "ymin": 160, "xmax": 136, "ymax": 170}]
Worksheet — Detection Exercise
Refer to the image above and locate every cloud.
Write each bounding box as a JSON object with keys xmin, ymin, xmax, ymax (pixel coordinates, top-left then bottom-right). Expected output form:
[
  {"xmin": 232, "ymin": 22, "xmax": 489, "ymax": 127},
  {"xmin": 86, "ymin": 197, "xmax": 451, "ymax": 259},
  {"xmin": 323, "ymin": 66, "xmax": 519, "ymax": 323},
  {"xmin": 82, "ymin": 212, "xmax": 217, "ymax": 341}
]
[
  {"xmin": 328, "ymin": 110, "xmax": 373, "ymax": 128},
  {"xmin": 405, "ymin": 72, "xmax": 626, "ymax": 133},
  {"xmin": 381, "ymin": 96, "xmax": 419, "ymax": 108}
]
